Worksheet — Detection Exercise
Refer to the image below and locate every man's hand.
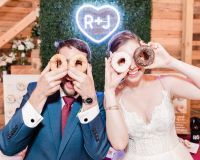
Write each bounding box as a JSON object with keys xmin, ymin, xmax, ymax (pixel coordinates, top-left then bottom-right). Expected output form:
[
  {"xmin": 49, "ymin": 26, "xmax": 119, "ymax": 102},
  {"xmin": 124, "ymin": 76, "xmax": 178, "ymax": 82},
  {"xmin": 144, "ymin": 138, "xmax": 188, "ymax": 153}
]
[
  {"xmin": 68, "ymin": 64, "xmax": 97, "ymax": 111},
  {"xmin": 29, "ymin": 62, "xmax": 68, "ymax": 113}
]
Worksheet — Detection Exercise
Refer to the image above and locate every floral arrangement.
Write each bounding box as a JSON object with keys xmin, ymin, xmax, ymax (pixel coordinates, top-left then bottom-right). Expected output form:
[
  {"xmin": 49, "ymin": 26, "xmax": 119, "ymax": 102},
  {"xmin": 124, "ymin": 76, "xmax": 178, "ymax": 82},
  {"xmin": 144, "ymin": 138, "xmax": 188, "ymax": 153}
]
[
  {"xmin": 0, "ymin": 52, "xmax": 17, "ymax": 71},
  {"xmin": 31, "ymin": 7, "xmax": 41, "ymax": 49},
  {"xmin": 12, "ymin": 36, "xmax": 35, "ymax": 54}
]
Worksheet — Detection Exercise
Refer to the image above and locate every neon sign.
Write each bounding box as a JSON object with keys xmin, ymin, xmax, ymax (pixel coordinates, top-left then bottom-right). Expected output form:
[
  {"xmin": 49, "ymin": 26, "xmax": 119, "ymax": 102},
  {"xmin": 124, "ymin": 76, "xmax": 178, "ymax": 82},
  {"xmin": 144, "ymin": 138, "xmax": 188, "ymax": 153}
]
[{"xmin": 76, "ymin": 5, "xmax": 120, "ymax": 43}]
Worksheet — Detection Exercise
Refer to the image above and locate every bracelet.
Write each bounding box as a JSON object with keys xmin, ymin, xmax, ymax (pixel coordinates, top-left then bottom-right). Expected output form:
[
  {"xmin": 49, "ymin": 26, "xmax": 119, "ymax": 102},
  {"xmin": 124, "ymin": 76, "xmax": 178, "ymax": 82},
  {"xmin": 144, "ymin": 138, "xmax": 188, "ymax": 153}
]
[{"xmin": 105, "ymin": 105, "xmax": 119, "ymax": 110}]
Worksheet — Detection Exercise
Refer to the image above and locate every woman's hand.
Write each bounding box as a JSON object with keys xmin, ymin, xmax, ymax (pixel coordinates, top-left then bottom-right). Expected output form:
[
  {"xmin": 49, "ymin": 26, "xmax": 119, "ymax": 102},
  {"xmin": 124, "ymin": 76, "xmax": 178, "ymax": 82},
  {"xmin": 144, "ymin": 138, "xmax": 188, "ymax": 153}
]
[
  {"xmin": 140, "ymin": 41, "xmax": 174, "ymax": 69},
  {"xmin": 105, "ymin": 52, "xmax": 128, "ymax": 93}
]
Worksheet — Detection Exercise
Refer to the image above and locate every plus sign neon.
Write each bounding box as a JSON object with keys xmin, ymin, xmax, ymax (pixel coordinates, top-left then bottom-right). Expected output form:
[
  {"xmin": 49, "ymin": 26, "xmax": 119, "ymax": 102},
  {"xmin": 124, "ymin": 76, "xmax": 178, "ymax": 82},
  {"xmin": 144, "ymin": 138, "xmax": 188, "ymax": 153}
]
[{"xmin": 95, "ymin": 17, "xmax": 102, "ymax": 25}]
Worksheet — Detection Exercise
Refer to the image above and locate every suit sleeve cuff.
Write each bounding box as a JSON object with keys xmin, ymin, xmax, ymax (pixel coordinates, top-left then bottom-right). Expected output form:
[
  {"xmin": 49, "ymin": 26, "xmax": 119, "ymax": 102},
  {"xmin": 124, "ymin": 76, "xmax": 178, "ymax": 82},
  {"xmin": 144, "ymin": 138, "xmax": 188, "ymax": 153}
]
[
  {"xmin": 77, "ymin": 104, "xmax": 100, "ymax": 124},
  {"xmin": 22, "ymin": 100, "xmax": 44, "ymax": 128}
]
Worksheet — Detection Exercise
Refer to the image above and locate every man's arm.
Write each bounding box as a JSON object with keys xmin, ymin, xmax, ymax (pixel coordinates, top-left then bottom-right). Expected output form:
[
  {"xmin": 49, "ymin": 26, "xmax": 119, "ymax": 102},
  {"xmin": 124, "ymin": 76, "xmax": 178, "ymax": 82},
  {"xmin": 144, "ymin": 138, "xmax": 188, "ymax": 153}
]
[
  {"xmin": 79, "ymin": 92, "xmax": 110, "ymax": 160},
  {"xmin": 0, "ymin": 83, "xmax": 38, "ymax": 156}
]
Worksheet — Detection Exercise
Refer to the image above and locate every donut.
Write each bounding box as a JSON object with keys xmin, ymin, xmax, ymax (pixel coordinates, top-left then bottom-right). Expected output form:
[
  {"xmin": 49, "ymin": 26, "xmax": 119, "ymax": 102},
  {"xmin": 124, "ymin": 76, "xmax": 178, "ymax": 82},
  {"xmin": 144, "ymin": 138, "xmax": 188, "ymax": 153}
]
[
  {"xmin": 69, "ymin": 54, "xmax": 88, "ymax": 72},
  {"xmin": 6, "ymin": 107, "xmax": 16, "ymax": 118},
  {"xmin": 6, "ymin": 95, "xmax": 15, "ymax": 103},
  {"xmin": 134, "ymin": 46, "xmax": 155, "ymax": 67},
  {"xmin": 50, "ymin": 54, "xmax": 67, "ymax": 71},
  {"xmin": 111, "ymin": 52, "xmax": 131, "ymax": 73},
  {"xmin": 176, "ymin": 104, "xmax": 185, "ymax": 113},
  {"xmin": 16, "ymin": 81, "xmax": 26, "ymax": 91}
]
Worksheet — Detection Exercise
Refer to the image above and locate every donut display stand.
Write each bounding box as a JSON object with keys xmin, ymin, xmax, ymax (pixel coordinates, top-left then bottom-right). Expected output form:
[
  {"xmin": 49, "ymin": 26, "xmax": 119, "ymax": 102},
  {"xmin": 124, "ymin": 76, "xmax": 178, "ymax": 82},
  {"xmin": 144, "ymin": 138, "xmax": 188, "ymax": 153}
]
[{"xmin": 3, "ymin": 75, "xmax": 40, "ymax": 124}]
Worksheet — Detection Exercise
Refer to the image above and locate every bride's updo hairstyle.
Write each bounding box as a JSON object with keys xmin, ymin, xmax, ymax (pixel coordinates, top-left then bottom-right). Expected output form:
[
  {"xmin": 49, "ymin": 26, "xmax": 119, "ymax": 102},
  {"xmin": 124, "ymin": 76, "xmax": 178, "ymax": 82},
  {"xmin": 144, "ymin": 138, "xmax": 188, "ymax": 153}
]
[{"xmin": 107, "ymin": 30, "xmax": 141, "ymax": 57}]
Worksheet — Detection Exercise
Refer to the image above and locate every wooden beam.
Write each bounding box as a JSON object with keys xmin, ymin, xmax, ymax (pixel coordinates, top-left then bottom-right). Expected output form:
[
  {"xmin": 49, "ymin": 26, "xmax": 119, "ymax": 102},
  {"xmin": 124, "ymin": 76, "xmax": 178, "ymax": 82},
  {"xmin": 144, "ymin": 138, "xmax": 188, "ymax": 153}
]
[
  {"xmin": 0, "ymin": 0, "xmax": 9, "ymax": 7},
  {"xmin": 181, "ymin": 0, "xmax": 194, "ymax": 64},
  {"xmin": 0, "ymin": 11, "xmax": 36, "ymax": 48},
  {"xmin": 181, "ymin": 0, "xmax": 194, "ymax": 134}
]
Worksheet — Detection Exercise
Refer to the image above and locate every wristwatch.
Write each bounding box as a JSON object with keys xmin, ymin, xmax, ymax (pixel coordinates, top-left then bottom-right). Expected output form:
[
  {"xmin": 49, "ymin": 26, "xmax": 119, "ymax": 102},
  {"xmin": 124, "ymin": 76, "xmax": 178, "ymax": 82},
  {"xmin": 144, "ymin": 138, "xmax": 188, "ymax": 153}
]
[{"xmin": 82, "ymin": 96, "xmax": 97, "ymax": 105}]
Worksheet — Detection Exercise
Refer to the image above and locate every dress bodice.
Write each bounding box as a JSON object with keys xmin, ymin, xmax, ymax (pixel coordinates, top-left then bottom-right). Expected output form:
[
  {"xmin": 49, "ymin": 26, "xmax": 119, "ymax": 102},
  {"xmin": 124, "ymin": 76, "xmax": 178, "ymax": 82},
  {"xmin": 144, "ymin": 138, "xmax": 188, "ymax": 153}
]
[{"xmin": 119, "ymin": 90, "xmax": 179, "ymax": 157}]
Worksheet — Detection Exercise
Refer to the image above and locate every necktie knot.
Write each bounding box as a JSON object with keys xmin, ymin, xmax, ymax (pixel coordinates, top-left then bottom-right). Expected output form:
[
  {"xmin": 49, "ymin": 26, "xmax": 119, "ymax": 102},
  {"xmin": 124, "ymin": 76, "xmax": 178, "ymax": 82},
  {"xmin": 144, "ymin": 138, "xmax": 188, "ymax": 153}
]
[{"xmin": 63, "ymin": 96, "xmax": 75, "ymax": 106}]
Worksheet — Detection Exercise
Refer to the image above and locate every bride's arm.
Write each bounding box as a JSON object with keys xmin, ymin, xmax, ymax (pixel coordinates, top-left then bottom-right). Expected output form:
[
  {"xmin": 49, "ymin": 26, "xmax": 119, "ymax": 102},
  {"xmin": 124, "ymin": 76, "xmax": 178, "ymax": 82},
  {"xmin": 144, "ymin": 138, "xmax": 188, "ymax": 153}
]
[
  {"xmin": 104, "ymin": 57, "xmax": 129, "ymax": 151},
  {"xmin": 145, "ymin": 42, "xmax": 200, "ymax": 100},
  {"xmin": 163, "ymin": 57, "xmax": 200, "ymax": 100}
]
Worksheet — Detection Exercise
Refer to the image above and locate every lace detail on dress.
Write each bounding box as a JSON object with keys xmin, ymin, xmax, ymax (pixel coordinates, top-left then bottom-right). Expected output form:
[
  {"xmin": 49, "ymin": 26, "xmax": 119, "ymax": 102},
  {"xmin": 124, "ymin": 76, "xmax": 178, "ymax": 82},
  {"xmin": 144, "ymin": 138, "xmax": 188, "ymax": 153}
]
[{"xmin": 119, "ymin": 90, "xmax": 179, "ymax": 157}]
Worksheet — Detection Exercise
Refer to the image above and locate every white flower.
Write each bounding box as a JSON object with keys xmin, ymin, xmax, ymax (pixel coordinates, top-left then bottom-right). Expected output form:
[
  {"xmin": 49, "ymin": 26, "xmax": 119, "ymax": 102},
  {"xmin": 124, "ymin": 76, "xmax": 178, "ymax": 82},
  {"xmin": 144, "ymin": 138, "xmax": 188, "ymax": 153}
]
[
  {"xmin": 24, "ymin": 41, "xmax": 34, "ymax": 51},
  {"xmin": 37, "ymin": 39, "xmax": 41, "ymax": 45},
  {"xmin": 12, "ymin": 44, "xmax": 17, "ymax": 49},
  {"xmin": 36, "ymin": 8, "xmax": 40, "ymax": 17},
  {"xmin": 6, "ymin": 58, "xmax": 12, "ymax": 63},
  {"xmin": 18, "ymin": 44, "xmax": 25, "ymax": 50}
]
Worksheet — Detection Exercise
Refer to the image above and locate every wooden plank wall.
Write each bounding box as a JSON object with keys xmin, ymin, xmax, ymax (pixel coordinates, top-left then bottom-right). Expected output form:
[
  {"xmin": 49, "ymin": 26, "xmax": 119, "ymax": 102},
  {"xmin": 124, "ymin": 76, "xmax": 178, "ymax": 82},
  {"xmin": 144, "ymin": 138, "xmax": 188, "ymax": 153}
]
[
  {"xmin": 191, "ymin": 0, "xmax": 200, "ymax": 118},
  {"xmin": 0, "ymin": 0, "xmax": 39, "ymax": 56},
  {"xmin": 0, "ymin": 0, "xmax": 39, "ymax": 129},
  {"xmin": 151, "ymin": 0, "xmax": 200, "ymax": 118},
  {"xmin": 151, "ymin": 0, "xmax": 182, "ymax": 63}
]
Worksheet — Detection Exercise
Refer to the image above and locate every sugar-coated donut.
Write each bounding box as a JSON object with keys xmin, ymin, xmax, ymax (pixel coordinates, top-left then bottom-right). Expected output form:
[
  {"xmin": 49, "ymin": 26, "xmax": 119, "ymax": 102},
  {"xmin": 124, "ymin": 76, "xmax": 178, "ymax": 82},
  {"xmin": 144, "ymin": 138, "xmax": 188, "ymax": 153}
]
[
  {"xmin": 6, "ymin": 95, "xmax": 15, "ymax": 103},
  {"xmin": 134, "ymin": 46, "xmax": 155, "ymax": 67},
  {"xmin": 111, "ymin": 52, "xmax": 131, "ymax": 73},
  {"xmin": 6, "ymin": 107, "xmax": 16, "ymax": 118},
  {"xmin": 16, "ymin": 81, "xmax": 26, "ymax": 91},
  {"xmin": 69, "ymin": 54, "xmax": 88, "ymax": 72},
  {"xmin": 176, "ymin": 104, "xmax": 185, "ymax": 113},
  {"xmin": 50, "ymin": 54, "xmax": 67, "ymax": 71}
]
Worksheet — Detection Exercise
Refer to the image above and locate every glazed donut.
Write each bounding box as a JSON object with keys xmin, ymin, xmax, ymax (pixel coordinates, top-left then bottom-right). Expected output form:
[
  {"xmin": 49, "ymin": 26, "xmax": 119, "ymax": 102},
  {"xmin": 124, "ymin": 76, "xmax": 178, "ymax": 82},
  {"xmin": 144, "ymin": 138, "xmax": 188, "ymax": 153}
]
[
  {"xmin": 111, "ymin": 52, "xmax": 131, "ymax": 73},
  {"xmin": 50, "ymin": 54, "xmax": 67, "ymax": 71},
  {"xmin": 69, "ymin": 54, "xmax": 88, "ymax": 72},
  {"xmin": 176, "ymin": 104, "xmax": 185, "ymax": 113},
  {"xmin": 16, "ymin": 81, "xmax": 26, "ymax": 91},
  {"xmin": 134, "ymin": 46, "xmax": 155, "ymax": 67},
  {"xmin": 6, "ymin": 95, "xmax": 15, "ymax": 103},
  {"xmin": 6, "ymin": 107, "xmax": 16, "ymax": 118}
]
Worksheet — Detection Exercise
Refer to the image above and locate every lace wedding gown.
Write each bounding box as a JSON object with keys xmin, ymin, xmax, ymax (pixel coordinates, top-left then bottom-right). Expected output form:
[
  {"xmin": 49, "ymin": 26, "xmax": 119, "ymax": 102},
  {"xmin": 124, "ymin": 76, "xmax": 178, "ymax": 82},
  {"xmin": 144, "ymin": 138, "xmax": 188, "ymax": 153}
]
[{"xmin": 112, "ymin": 88, "xmax": 193, "ymax": 160}]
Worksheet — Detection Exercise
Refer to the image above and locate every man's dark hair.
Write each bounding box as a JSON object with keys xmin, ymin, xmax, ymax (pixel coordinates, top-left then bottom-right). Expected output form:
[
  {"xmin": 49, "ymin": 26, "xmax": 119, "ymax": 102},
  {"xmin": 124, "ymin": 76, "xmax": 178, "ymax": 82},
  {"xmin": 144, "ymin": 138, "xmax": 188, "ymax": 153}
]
[{"xmin": 55, "ymin": 38, "xmax": 91, "ymax": 63}]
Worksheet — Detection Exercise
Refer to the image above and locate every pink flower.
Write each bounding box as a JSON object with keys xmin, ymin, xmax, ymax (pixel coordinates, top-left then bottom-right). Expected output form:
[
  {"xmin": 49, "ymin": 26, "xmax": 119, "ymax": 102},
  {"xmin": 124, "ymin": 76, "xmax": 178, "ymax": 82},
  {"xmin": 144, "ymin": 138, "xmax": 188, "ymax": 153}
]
[
  {"xmin": 12, "ymin": 44, "xmax": 17, "ymax": 49},
  {"xmin": 0, "ymin": 61, "xmax": 7, "ymax": 66},
  {"xmin": 18, "ymin": 40, "xmax": 21, "ymax": 45}
]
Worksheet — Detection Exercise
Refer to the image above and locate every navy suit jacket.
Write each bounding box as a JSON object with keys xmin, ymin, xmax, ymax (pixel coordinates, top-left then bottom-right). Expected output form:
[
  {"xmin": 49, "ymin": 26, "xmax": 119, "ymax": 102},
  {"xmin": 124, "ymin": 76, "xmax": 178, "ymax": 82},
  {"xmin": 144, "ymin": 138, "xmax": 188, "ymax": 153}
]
[{"xmin": 0, "ymin": 82, "xmax": 110, "ymax": 160}]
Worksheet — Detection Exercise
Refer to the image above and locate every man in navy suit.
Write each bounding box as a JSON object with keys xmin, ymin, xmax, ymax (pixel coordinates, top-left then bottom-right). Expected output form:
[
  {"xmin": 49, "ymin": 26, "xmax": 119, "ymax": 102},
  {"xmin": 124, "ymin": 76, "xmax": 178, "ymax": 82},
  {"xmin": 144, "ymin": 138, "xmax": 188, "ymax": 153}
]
[{"xmin": 0, "ymin": 39, "xmax": 110, "ymax": 160}]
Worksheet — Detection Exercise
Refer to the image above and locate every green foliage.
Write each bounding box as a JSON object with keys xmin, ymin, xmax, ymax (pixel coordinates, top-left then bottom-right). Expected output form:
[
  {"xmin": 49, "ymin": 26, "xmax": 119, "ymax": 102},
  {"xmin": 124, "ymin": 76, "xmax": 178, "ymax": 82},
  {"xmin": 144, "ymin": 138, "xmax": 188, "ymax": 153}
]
[
  {"xmin": 40, "ymin": 0, "xmax": 152, "ymax": 92},
  {"xmin": 31, "ymin": 17, "xmax": 41, "ymax": 39}
]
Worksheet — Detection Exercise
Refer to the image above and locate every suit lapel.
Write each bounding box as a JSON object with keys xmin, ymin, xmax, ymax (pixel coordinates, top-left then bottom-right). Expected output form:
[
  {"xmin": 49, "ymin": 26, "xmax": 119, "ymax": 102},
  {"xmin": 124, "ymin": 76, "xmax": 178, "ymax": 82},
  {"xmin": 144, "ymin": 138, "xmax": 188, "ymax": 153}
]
[
  {"xmin": 57, "ymin": 97, "xmax": 82, "ymax": 160},
  {"xmin": 47, "ymin": 91, "xmax": 62, "ymax": 154}
]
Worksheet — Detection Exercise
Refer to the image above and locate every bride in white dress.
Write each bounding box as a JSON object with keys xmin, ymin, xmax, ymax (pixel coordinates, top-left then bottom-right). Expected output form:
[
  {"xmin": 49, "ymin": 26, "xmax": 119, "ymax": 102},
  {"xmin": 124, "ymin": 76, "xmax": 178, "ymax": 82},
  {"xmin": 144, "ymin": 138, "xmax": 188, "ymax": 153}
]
[{"xmin": 104, "ymin": 31, "xmax": 199, "ymax": 160}]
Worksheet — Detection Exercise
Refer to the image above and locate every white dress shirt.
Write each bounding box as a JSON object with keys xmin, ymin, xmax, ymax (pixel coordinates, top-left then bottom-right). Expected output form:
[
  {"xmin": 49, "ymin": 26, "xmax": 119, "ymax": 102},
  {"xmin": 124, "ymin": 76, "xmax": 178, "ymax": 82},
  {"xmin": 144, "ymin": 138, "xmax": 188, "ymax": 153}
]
[{"xmin": 22, "ymin": 90, "xmax": 100, "ymax": 128}]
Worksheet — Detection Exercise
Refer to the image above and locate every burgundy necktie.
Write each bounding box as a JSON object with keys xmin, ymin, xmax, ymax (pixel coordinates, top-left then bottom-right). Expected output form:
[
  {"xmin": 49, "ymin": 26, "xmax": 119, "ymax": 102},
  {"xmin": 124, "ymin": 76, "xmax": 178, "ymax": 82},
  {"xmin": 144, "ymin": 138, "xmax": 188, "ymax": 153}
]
[{"xmin": 61, "ymin": 96, "xmax": 75, "ymax": 137}]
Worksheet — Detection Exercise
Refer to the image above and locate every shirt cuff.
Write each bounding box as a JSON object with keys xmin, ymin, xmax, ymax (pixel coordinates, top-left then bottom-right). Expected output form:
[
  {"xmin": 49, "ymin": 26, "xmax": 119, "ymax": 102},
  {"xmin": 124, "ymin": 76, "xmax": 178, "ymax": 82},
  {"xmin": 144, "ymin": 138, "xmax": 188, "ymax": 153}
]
[
  {"xmin": 77, "ymin": 104, "xmax": 100, "ymax": 124},
  {"xmin": 22, "ymin": 101, "xmax": 44, "ymax": 128}
]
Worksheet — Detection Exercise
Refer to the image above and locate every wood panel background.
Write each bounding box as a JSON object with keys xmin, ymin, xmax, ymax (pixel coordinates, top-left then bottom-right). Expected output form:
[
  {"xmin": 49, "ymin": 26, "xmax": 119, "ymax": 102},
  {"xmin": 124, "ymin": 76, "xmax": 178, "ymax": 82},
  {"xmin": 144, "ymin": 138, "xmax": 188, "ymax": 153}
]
[
  {"xmin": 151, "ymin": 0, "xmax": 200, "ymax": 119},
  {"xmin": 0, "ymin": 0, "xmax": 39, "ymax": 129}
]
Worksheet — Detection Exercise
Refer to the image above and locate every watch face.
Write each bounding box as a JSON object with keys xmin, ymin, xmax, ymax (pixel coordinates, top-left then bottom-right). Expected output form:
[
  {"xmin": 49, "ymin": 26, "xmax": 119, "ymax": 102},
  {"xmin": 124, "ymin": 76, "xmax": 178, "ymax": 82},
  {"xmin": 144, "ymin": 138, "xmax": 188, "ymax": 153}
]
[{"xmin": 86, "ymin": 97, "xmax": 93, "ymax": 104}]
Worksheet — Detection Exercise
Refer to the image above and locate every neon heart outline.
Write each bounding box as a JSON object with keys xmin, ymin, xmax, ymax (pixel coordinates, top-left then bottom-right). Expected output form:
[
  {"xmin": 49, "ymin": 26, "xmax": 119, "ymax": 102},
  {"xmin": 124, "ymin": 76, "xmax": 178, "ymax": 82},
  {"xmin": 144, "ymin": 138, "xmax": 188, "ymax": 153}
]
[{"xmin": 76, "ymin": 4, "xmax": 120, "ymax": 43}]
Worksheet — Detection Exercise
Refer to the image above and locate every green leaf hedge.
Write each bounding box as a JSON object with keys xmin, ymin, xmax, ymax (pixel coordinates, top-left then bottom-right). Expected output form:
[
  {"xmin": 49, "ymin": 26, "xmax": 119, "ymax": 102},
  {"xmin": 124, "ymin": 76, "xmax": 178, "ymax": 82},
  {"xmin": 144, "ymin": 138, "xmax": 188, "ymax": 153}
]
[{"xmin": 40, "ymin": 0, "xmax": 152, "ymax": 92}]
